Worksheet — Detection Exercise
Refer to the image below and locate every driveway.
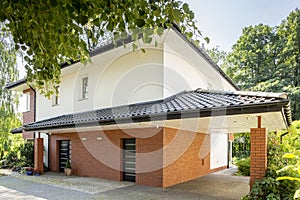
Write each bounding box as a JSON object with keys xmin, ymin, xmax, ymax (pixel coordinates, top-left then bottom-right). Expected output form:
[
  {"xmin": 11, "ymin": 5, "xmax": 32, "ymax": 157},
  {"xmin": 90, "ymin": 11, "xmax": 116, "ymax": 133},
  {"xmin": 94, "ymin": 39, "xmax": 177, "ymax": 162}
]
[{"xmin": 0, "ymin": 168, "xmax": 249, "ymax": 200}]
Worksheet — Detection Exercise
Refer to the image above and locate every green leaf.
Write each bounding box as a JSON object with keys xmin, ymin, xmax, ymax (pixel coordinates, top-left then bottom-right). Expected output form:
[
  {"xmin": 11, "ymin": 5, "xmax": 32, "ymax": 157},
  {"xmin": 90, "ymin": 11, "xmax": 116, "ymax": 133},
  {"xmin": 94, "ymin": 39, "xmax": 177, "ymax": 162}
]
[
  {"xmin": 136, "ymin": 19, "xmax": 145, "ymax": 27},
  {"xmin": 204, "ymin": 37, "xmax": 210, "ymax": 44},
  {"xmin": 132, "ymin": 43, "xmax": 138, "ymax": 51},
  {"xmin": 283, "ymin": 153, "xmax": 296, "ymax": 159},
  {"xmin": 121, "ymin": 31, "xmax": 128, "ymax": 39},
  {"xmin": 182, "ymin": 3, "xmax": 189, "ymax": 13},
  {"xmin": 157, "ymin": 27, "xmax": 164, "ymax": 36},
  {"xmin": 277, "ymin": 176, "xmax": 300, "ymax": 182}
]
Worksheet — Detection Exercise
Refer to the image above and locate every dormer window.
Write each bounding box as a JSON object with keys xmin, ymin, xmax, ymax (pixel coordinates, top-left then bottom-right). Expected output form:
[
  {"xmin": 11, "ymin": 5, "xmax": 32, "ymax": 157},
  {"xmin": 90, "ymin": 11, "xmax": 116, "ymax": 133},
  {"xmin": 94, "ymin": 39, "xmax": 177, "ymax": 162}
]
[{"xmin": 81, "ymin": 76, "xmax": 88, "ymax": 99}]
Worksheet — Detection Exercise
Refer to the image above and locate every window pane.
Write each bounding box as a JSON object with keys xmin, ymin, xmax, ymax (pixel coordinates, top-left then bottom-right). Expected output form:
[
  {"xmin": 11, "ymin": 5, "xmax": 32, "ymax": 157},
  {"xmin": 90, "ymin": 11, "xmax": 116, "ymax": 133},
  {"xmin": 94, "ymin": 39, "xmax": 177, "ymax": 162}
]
[
  {"xmin": 26, "ymin": 93, "xmax": 30, "ymax": 112},
  {"xmin": 52, "ymin": 86, "xmax": 60, "ymax": 105},
  {"xmin": 82, "ymin": 77, "xmax": 88, "ymax": 99}
]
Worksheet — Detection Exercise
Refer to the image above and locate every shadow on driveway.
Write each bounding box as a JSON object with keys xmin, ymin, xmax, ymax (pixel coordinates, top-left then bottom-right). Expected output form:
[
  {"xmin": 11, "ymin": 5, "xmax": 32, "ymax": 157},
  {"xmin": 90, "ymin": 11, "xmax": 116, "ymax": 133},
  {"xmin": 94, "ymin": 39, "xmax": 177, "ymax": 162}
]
[{"xmin": 0, "ymin": 168, "xmax": 249, "ymax": 200}]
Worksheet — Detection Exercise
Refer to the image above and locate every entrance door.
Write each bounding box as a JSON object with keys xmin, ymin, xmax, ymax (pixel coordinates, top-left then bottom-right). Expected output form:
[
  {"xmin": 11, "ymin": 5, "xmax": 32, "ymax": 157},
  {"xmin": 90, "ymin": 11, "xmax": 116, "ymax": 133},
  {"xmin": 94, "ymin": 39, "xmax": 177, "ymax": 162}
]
[
  {"xmin": 122, "ymin": 138, "xmax": 136, "ymax": 182},
  {"xmin": 59, "ymin": 140, "xmax": 71, "ymax": 172}
]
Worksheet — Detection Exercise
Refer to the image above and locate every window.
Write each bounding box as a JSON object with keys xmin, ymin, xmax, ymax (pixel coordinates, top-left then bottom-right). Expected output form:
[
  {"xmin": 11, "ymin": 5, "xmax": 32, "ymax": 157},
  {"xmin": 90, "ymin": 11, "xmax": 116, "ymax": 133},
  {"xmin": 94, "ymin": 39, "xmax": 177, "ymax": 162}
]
[
  {"xmin": 25, "ymin": 92, "xmax": 30, "ymax": 112},
  {"xmin": 81, "ymin": 76, "xmax": 88, "ymax": 99},
  {"xmin": 52, "ymin": 86, "xmax": 60, "ymax": 106}
]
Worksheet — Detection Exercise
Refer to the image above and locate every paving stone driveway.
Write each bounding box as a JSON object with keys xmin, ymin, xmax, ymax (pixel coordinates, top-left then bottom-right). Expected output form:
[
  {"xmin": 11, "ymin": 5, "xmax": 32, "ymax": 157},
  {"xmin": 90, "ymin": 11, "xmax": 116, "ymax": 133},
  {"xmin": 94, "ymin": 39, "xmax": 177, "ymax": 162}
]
[{"xmin": 0, "ymin": 168, "xmax": 249, "ymax": 200}]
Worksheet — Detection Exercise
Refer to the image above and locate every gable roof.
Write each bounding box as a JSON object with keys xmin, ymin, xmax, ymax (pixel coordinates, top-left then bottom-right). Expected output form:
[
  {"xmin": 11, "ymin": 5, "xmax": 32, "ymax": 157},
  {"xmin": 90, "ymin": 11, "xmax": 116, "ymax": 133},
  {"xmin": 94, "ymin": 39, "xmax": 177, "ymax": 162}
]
[
  {"xmin": 5, "ymin": 25, "xmax": 238, "ymax": 91},
  {"xmin": 5, "ymin": 78, "xmax": 27, "ymax": 90},
  {"xmin": 12, "ymin": 88, "xmax": 291, "ymax": 133}
]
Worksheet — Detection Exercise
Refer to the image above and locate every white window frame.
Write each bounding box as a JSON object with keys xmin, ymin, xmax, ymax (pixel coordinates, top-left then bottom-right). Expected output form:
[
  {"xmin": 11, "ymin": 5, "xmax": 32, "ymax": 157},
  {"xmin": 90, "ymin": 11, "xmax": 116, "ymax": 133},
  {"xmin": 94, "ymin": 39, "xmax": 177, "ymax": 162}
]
[
  {"xmin": 52, "ymin": 86, "xmax": 60, "ymax": 106},
  {"xmin": 81, "ymin": 76, "xmax": 88, "ymax": 100},
  {"xmin": 25, "ymin": 92, "xmax": 30, "ymax": 112}
]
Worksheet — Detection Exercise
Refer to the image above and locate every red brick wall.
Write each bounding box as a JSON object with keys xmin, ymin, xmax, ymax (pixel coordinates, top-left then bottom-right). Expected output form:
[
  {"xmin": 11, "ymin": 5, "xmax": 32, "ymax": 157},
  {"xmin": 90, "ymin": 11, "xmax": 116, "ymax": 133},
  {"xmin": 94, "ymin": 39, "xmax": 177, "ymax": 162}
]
[
  {"xmin": 162, "ymin": 127, "xmax": 212, "ymax": 187},
  {"xmin": 250, "ymin": 128, "xmax": 267, "ymax": 188},
  {"xmin": 49, "ymin": 127, "xmax": 227, "ymax": 188},
  {"xmin": 22, "ymin": 88, "xmax": 35, "ymax": 139},
  {"xmin": 34, "ymin": 138, "xmax": 44, "ymax": 174},
  {"xmin": 49, "ymin": 128, "xmax": 164, "ymax": 186},
  {"xmin": 136, "ymin": 128, "xmax": 163, "ymax": 187}
]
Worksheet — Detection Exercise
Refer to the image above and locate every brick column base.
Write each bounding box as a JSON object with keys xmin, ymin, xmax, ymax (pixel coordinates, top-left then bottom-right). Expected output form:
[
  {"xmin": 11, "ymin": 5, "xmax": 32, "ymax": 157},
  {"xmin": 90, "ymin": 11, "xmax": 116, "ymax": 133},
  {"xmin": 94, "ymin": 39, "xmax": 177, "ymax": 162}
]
[
  {"xmin": 34, "ymin": 138, "xmax": 44, "ymax": 174},
  {"xmin": 250, "ymin": 128, "xmax": 267, "ymax": 189}
]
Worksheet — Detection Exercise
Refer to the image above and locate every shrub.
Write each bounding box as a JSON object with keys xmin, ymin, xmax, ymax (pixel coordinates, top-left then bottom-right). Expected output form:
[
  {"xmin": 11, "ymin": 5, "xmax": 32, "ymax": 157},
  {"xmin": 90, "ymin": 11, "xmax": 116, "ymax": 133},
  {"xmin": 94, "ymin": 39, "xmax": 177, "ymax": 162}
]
[
  {"xmin": 242, "ymin": 121, "xmax": 300, "ymax": 199},
  {"xmin": 0, "ymin": 141, "xmax": 34, "ymax": 169},
  {"xmin": 65, "ymin": 159, "xmax": 71, "ymax": 169},
  {"xmin": 236, "ymin": 157, "xmax": 250, "ymax": 176},
  {"xmin": 19, "ymin": 142, "xmax": 34, "ymax": 166},
  {"xmin": 3, "ymin": 149, "xmax": 19, "ymax": 167}
]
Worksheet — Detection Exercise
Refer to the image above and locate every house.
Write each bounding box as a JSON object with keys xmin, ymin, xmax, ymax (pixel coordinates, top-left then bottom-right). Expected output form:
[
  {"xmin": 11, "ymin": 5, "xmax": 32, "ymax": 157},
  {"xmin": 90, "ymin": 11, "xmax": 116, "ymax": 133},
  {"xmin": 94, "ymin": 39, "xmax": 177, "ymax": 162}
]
[{"xmin": 6, "ymin": 26, "xmax": 291, "ymax": 188}]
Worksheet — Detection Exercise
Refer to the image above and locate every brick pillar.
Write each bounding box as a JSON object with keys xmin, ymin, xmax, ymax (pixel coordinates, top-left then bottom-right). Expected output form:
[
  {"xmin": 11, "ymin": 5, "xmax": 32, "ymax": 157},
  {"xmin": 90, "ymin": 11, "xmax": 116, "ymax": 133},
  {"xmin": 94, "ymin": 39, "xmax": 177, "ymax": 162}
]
[
  {"xmin": 34, "ymin": 138, "xmax": 44, "ymax": 174},
  {"xmin": 250, "ymin": 127, "xmax": 267, "ymax": 189}
]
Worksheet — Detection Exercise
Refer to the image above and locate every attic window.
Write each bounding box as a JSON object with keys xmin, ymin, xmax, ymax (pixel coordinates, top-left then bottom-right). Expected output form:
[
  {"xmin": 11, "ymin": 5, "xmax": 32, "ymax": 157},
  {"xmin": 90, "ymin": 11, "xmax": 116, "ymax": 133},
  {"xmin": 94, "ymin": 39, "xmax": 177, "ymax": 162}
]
[{"xmin": 81, "ymin": 76, "xmax": 88, "ymax": 99}]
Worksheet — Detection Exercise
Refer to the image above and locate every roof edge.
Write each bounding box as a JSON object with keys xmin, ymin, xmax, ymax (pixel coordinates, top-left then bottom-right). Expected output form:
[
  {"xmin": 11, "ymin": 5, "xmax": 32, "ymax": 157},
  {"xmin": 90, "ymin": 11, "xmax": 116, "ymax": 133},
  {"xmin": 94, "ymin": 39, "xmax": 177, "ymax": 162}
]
[
  {"xmin": 195, "ymin": 88, "xmax": 289, "ymax": 99},
  {"xmin": 171, "ymin": 24, "xmax": 239, "ymax": 91},
  {"xmin": 24, "ymin": 101, "xmax": 289, "ymax": 132},
  {"xmin": 11, "ymin": 127, "xmax": 23, "ymax": 134},
  {"xmin": 5, "ymin": 78, "xmax": 27, "ymax": 90},
  {"xmin": 7, "ymin": 24, "xmax": 239, "ymax": 91}
]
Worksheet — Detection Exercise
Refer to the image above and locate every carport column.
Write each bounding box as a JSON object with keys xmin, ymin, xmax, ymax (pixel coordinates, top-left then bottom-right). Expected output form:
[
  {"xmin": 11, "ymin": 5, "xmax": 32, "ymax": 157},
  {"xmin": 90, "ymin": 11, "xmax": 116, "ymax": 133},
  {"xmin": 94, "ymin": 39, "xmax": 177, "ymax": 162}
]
[
  {"xmin": 34, "ymin": 132, "xmax": 44, "ymax": 174},
  {"xmin": 250, "ymin": 116, "xmax": 267, "ymax": 189}
]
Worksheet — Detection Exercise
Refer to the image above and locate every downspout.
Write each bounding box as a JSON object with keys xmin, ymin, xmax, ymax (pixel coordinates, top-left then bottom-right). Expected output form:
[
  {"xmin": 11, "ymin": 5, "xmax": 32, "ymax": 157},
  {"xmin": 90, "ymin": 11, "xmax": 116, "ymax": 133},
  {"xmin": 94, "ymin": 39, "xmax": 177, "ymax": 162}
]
[
  {"xmin": 29, "ymin": 85, "xmax": 38, "ymax": 170},
  {"xmin": 45, "ymin": 133, "xmax": 50, "ymax": 171},
  {"xmin": 280, "ymin": 132, "xmax": 289, "ymax": 143},
  {"xmin": 28, "ymin": 85, "xmax": 36, "ymax": 122},
  {"xmin": 29, "ymin": 85, "xmax": 36, "ymax": 138}
]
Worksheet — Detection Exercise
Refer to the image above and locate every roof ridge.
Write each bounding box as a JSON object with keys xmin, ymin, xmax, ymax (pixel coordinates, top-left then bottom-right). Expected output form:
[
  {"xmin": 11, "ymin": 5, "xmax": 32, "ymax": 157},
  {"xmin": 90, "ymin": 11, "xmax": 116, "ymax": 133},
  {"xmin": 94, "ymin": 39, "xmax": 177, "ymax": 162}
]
[{"xmin": 194, "ymin": 88, "xmax": 288, "ymax": 99}]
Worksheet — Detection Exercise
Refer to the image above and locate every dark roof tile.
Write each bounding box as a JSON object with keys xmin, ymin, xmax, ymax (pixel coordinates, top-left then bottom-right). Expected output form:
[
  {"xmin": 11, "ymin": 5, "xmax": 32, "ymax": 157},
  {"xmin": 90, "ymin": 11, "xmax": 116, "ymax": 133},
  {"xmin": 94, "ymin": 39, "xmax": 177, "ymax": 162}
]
[{"xmin": 21, "ymin": 88, "xmax": 291, "ymax": 132}]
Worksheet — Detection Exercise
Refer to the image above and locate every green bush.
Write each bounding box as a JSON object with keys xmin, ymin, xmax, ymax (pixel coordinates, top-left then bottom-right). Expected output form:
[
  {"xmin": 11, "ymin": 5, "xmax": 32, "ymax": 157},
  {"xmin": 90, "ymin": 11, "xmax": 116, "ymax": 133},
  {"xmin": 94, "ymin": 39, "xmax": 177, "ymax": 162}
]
[
  {"xmin": 3, "ymin": 149, "xmax": 19, "ymax": 167},
  {"xmin": 236, "ymin": 157, "xmax": 250, "ymax": 176},
  {"xmin": 0, "ymin": 141, "xmax": 34, "ymax": 169},
  {"xmin": 65, "ymin": 159, "xmax": 71, "ymax": 169},
  {"xmin": 242, "ymin": 121, "xmax": 300, "ymax": 199},
  {"xmin": 19, "ymin": 142, "xmax": 34, "ymax": 166}
]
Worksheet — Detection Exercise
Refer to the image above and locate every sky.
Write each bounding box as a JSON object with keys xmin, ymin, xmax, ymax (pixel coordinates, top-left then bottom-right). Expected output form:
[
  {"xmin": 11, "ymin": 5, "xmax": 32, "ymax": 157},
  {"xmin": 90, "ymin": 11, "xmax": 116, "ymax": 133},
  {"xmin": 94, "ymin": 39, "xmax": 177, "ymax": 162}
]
[
  {"xmin": 183, "ymin": 0, "xmax": 300, "ymax": 51},
  {"xmin": 17, "ymin": 0, "xmax": 300, "ymax": 77}
]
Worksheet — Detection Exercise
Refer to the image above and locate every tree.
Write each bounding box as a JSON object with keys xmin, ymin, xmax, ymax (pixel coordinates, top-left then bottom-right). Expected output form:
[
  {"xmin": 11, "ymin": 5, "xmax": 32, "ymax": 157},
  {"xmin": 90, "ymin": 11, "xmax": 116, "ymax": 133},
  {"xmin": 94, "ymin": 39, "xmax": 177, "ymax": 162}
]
[
  {"xmin": 0, "ymin": 22, "xmax": 21, "ymax": 160},
  {"xmin": 277, "ymin": 9, "xmax": 300, "ymax": 119},
  {"xmin": 0, "ymin": 0, "xmax": 202, "ymax": 97},
  {"xmin": 223, "ymin": 9, "xmax": 300, "ymax": 120},
  {"xmin": 227, "ymin": 24, "xmax": 277, "ymax": 89},
  {"xmin": 205, "ymin": 46, "xmax": 230, "ymax": 71}
]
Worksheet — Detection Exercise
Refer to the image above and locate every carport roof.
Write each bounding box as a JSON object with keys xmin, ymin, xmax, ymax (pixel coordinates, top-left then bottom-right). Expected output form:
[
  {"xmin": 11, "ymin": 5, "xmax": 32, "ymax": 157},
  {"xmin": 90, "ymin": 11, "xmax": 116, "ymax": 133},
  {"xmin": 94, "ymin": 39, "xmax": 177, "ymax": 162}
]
[{"xmin": 12, "ymin": 88, "xmax": 291, "ymax": 133}]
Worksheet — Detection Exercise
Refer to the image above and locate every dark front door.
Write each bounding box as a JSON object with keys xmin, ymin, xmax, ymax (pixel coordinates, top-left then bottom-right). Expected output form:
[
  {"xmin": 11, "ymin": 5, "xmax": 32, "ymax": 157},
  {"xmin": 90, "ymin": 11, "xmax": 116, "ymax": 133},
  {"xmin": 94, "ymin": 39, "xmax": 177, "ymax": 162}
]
[
  {"xmin": 122, "ymin": 138, "xmax": 136, "ymax": 182},
  {"xmin": 59, "ymin": 140, "xmax": 70, "ymax": 172}
]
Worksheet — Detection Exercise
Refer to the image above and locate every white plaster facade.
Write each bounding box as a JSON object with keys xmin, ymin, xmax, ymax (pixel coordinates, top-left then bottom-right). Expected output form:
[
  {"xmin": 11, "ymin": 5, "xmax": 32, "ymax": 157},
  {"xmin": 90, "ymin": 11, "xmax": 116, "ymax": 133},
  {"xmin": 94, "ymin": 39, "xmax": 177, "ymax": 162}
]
[
  {"xmin": 33, "ymin": 29, "xmax": 236, "ymax": 171},
  {"xmin": 36, "ymin": 30, "xmax": 236, "ymax": 122}
]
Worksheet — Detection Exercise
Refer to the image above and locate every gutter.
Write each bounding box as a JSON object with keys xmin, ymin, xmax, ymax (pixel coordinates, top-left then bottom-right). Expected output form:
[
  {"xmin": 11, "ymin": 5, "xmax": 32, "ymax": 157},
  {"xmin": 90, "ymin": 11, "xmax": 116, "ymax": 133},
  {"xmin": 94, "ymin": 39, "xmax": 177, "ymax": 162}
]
[
  {"xmin": 28, "ymin": 85, "xmax": 36, "ymax": 122},
  {"xmin": 4, "ymin": 78, "xmax": 27, "ymax": 90},
  {"xmin": 23, "ymin": 100, "xmax": 289, "ymax": 132}
]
